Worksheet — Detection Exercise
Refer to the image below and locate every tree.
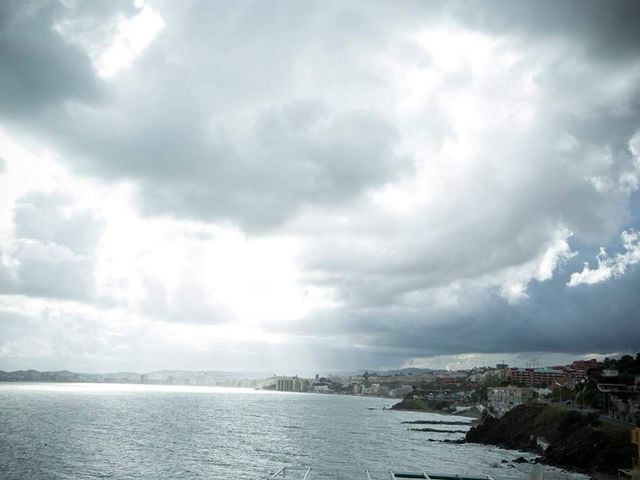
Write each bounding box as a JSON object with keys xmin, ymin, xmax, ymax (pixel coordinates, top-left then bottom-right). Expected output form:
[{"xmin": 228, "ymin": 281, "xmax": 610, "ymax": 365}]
[{"xmin": 619, "ymin": 355, "xmax": 634, "ymax": 370}]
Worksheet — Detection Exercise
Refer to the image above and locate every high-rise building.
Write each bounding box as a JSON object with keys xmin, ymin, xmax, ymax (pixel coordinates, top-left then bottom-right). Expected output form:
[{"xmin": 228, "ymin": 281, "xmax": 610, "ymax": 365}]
[{"xmin": 275, "ymin": 376, "xmax": 309, "ymax": 392}]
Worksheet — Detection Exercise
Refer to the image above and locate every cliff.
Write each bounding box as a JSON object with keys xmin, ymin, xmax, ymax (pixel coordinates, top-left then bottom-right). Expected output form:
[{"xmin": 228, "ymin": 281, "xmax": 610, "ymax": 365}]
[{"xmin": 466, "ymin": 404, "xmax": 632, "ymax": 475}]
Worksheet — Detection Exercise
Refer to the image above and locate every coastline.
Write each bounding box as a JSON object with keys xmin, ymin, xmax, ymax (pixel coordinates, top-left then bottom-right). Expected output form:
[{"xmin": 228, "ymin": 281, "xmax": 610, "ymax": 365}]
[
  {"xmin": 465, "ymin": 404, "xmax": 633, "ymax": 478},
  {"xmin": 389, "ymin": 406, "xmax": 480, "ymax": 420},
  {"xmin": 390, "ymin": 395, "xmax": 483, "ymax": 420}
]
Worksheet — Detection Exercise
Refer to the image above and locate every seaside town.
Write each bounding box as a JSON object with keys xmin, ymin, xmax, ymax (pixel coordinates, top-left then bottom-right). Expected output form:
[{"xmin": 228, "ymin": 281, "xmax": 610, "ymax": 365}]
[
  {"xmin": 273, "ymin": 354, "xmax": 640, "ymax": 426},
  {"xmin": 3, "ymin": 353, "xmax": 639, "ymax": 425}
]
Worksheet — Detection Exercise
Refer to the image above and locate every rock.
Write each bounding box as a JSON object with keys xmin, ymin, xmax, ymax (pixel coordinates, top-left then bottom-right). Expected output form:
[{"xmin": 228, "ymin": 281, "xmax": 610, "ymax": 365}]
[
  {"xmin": 513, "ymin": 457, "xmax": 529, "ymax": 464},
  {"xmin": 409, "ymin": 427, "xmax": 468, "ymax": 433},
  {"xmin": 465, "ymin": 405, "xmax": 633, "ymax": 475}
]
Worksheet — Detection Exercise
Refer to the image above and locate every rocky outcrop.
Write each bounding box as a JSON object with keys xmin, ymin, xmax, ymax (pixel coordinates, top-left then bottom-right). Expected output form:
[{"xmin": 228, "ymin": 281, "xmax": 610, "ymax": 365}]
[
  {"xmin": 402, "ymin": 420, "xmax": 471, "ymax": 425},
  {"xmin": 391, "ymin": 396, "xmax": 453, "ymax": 413},
  {"xmin": 408, "ymin": 427, "xmax": 468, "ymax": 433},
  {"xmin": 466, "ymin": 405, "xmax": 632, "ymax": 475}
]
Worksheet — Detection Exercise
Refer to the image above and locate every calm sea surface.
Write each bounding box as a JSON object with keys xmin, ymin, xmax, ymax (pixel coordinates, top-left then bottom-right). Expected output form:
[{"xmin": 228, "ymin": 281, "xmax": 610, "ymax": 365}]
[{"xmin": 0, "ymin": 383, "xmax": 585, "ymax": 480}]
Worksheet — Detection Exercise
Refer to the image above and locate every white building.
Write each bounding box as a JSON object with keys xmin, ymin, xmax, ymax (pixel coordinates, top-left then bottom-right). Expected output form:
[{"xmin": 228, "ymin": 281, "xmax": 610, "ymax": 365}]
[
  {"xmin": 310, "ymin": 384, "xmax": 331, "ymax": 393},
  {"xmin": 275, "ymin": 376, "xmax": 309, "ymax": 392},
  {"xmin": 488, "ymin": 386, "xmax": 533, "ymax": 416}
]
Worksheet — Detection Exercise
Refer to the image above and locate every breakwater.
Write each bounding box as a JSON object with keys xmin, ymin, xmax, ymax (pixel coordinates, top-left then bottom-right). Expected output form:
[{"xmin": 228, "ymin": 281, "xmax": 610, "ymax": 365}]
[
  {"xmin": 402, "ymin": 420, "xmax": 472, "ymax": 425},
  {"xmin": 408, "ymin": 427, "xmax": 469, "ymax": 433},
  {"xmin": 466, "ymin": 405, "xmax": 632, "ymax": 475}
]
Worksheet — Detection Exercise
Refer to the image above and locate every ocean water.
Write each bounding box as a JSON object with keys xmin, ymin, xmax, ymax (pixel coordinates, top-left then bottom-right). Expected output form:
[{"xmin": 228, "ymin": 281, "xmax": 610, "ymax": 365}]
[{"xmin": 0, "ymin": 383, "xmax": 586, "ymax": 480}]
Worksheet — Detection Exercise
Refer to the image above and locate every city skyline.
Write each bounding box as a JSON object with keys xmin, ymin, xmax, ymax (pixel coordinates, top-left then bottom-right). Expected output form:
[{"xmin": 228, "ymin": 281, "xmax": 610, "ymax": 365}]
[{"xmin": 1, "ymin": 0, "xmax": 640, "ymax": 373}]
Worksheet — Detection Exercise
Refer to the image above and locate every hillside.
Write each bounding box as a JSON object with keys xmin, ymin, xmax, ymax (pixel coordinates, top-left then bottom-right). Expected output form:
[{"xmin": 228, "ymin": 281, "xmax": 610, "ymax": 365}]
[{"xmin": 466, "ymin": 404, "xmax": 633, "ymax": 475}]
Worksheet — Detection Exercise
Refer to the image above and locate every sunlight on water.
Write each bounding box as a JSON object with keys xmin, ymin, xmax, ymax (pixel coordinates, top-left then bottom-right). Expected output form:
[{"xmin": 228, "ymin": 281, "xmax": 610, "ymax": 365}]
[
  {"xmin": 0, "ymin": 382, "xmax": 271, "ymax": 395},
  {"xmin": 0, "ymin": 384, "xmax": 588, "ymax": 480}
]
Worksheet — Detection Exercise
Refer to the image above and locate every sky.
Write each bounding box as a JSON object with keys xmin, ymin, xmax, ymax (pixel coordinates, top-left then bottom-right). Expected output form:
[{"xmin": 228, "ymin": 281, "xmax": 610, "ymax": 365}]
[{"xmin": 0, "ymin": 0, "xmax": 639, "ymax": 374}]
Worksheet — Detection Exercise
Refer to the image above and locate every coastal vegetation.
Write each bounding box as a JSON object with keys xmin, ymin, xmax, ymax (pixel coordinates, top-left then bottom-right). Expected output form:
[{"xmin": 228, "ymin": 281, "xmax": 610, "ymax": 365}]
[{"xmin": 466, "ymin": 404, "xmax": 633, "ymax": 475}]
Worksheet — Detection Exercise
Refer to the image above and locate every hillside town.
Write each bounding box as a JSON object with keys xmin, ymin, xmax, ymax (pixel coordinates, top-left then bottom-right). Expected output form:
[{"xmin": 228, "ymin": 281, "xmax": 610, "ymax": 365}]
[
  {"xmin": 268, "ymin": 354, "xmax": 640, "ymax": 425},
  {"xmin": 4, "ymin": 353, "xmax": 638, "ymax": 425}
]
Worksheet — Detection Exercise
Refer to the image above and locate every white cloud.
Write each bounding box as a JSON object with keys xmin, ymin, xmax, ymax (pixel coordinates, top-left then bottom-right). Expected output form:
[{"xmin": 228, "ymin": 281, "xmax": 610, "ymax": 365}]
[
  {"xmin": 495, "ymin": 227, "xmax": 576, "ymax": 303},
  {"xmin": 95, "ymin": 3, "xmax": 164, "ymax": 78},
  {"xmin": 568, "ymin": 229, "xmax": 640, "ymax": 286},
  {"xmin": 52, "ymin": 0, "xmax": 165, "ymax": 79}
]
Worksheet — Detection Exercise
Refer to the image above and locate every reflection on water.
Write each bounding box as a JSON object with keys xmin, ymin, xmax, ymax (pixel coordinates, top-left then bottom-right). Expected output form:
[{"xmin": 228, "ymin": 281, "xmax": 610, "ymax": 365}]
[
  {"xmin": 4, "ymin": 383, "xmax": 270, "ymax": 395},
  {"xmin": 0, "ymin": 383, "xmax": 586, "ymax": 480}
]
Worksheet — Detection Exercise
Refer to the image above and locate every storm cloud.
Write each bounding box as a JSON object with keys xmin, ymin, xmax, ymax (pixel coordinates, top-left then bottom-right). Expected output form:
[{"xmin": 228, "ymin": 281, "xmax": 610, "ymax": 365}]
[{"xmin": 0, "ymin": 0, "xmax": 639, "ymax": 372}]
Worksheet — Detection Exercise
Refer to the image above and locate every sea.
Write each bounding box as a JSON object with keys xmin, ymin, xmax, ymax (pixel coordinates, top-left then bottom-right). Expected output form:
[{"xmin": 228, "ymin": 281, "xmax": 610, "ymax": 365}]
[{"xmin": 0, "ymin": 383, "xmax": 587, "ymax": 480}]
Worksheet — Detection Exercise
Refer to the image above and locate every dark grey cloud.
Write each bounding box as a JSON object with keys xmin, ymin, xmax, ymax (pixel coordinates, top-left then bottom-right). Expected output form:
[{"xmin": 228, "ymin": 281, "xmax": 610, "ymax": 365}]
[
  {"xmin": 449, "ymin": 0, "xmax": 640, "ymax": 63},
  {"xmin": 0, "ymin": 0, "xmax": 415, "ymax": 230},
  {"xmin": 1, "ymin": 0, "xmax": 640, "ymax": 371},
  {"xmin": 0, "ymin": 0, "xmax": 103, "ymax": 118},
  {"xmin": 296, "ymin": 126, "xmax": 640, "ymax": 313},
  {"xmin": 125, "ymin": 103, "xmax": 407, "ymax": 229},
  {"xmin": 285, "ymin": 252, "xmax": 640, "ymax": 359},
  {"xmin": 1, "ymin": 0, "xmax": 639, "ymax": 232}
]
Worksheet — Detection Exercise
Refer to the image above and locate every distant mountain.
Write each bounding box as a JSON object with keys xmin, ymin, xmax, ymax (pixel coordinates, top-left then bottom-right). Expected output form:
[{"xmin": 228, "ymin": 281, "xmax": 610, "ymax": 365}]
[
  {"xmin": 147, "ymin": 370, "xmax": 273, "ymax": 380},
  {"xmin": 0, "ymin": 369, "xmax": 79, "ymax": 381},
  {"xmin": 0, "ymin": 368, "xmax": 276, "ymax": 383},
  {"xmin": 0, "ymin": 366, "xmax": 439, "ymax": 383}
]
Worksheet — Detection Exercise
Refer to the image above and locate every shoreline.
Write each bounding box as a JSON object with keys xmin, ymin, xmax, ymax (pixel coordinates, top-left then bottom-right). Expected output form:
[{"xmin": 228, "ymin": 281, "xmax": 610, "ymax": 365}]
[
  {"xmin": 389, "ymin": 406, "xmax": 479, "ymax": 420},
  {"xmin": 465, "ymin": 404, "xmax": 633, "ymax": 478}
]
